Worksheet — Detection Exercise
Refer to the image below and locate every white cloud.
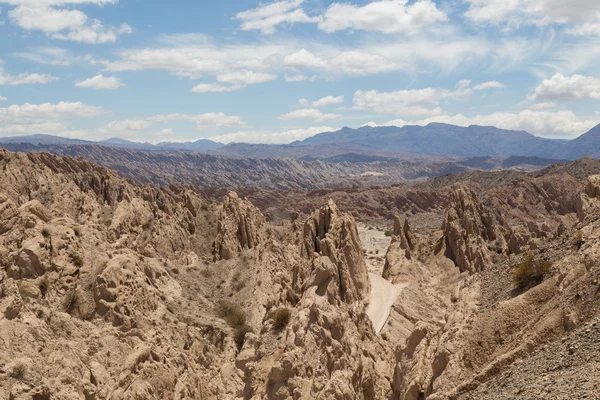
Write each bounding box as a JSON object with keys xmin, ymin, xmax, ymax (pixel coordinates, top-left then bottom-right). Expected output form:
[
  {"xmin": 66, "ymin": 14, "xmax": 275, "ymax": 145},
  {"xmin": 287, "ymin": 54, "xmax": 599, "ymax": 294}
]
[
  {"xmin": 102, "ymin": 119, "xmax": 151, "ymax": 133},
  {"xmin": 389, "ymin": 109, "xmax": 600, "ymax": 138},
  {"xmin": 284, "ymin": 74, "xmax": 307, "ymax": 82},
  {"xmin": 148, "ymin": 112, "xmax": 245, "ymax": 128},
  {"xmin": 529, "ymin": 73, "xmax": 600, "ymax": 102},
  {"xmin": 319, "ymin": 0, "xmax": 447, "ymax": 34},
  {"xmin": 0, "ymin": 60, "xmax": 57, "ymax": 85},
  {"xmin": 279, "ymin": 108, "xmax": 340, "ymax": 122},
  {"xmin": 5, "ymin": 1, "xmax": 131, "ymax": 43},
  {"xmin": 0, "ymin": 101, "xmax": 106, "ymax": 124},
  {"xmin": 473, "ymin": 80, "xmax": 505, "ymax": 90},
  {"xmin": 75, "ymin": 74, "xmax": 123, "ymax": 90},
  {"xmin": 464, "ymin": 0, "xmax": 600, "ymax": 29},
  {"xmin": 529, "ymin": 102, "xmax": 557, "ymax": 110},
  {"xmin": 209, "ymin": 125, "xmax": 336, "ymax": 144},
  {"xmin": 191, "ymin": 83, "xmax": 244, "ymax": 93},
  {"xmin": 353, "ymin": 82, "xmax": 474, "ymax": 117},
  {"xmin": 566, "ymin": 22, "xmax": 600, "ymax": 36},
  {"xmin": 284, "ymin": 49, "xmax": 401, "ymax": 76},
  {"xmin": 14, "ymin": 47, "xmax": 72, "ymax": 66},
  {"xmin": 299, "ymin": 95, "xmax": 344, "ymax": 108},
  {"xmin": 216, "ymin": 70, "xmax": 277, "ymax": 85},
  {"xmin": 235, "ymin": 0, "xmax": 320, "ymax": 34},
  {"xmin": 0, "ymin": 96, "xmax": 6, "ymax": 101}
]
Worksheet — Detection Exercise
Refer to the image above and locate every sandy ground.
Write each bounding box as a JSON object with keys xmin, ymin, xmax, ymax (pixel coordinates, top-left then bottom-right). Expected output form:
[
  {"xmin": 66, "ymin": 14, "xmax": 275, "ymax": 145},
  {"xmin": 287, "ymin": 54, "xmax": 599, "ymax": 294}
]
[
  {"xmin": 358, "ymin": 223, "xmax": 407, "ymax": 333},
  {"xmin": 366, "ymin": 273, "xmax": 404, "ymax": 332},
  {"xmin": 357, "ymin": 223, "xmax": 392, "ymax": 275}
]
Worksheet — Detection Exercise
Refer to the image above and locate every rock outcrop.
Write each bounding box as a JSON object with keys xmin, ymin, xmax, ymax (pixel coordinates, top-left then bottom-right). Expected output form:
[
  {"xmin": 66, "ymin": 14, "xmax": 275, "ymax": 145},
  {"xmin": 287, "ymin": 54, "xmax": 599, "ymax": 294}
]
[
  {"xmin": 213, "ymin": 192, "xmax": 264, "ymax": 261},
  {"xmin": 383, "ymin": 216, "xmax": 417, "ymax": 281},
  {"xmin": 297, "ymin": 200, "xmax": 370, "ymax": 303},
  {"xmin": 437, "ymin": 185, "xmax": 510, "ymax": 274}
]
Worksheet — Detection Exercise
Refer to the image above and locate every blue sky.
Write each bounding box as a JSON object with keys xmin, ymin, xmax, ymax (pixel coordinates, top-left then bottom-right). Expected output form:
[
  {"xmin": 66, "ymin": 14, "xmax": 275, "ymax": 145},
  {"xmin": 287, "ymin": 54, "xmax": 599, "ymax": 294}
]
[{"xmin": 1, "ymin": 0, "xmax": 600, "ymax": 143}]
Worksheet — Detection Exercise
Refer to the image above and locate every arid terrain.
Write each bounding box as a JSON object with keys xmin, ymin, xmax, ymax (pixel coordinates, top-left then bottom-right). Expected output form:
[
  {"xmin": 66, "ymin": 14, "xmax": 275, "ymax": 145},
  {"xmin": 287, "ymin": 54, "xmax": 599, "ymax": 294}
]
[{"xmin": 1, "ymin": 148, "xmax": 600, "ymax": 399}]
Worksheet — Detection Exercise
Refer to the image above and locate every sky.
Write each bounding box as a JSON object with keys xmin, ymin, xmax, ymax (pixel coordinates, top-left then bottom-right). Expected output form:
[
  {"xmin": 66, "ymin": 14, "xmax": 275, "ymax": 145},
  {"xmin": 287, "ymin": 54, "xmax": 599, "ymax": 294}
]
[{"xmin": 2, "ymin": 0, "xmax": 600, "ymax": 144}]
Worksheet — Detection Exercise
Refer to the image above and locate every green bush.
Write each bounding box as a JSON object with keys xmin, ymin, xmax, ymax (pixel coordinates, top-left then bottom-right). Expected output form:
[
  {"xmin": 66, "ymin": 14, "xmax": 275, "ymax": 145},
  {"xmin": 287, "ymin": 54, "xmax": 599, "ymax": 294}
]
[
  {"xmin": 272, "ymin": 308, "xmax": 291, "ymax": 330},
  {"xmin": 513, "ymin": 253, "xmax": 552, "ymax": 290},
  {"xmin": 384, "ymin": 230, "xmax": 393, "ymax": 237},
  {"xmin": 41, "ymin": 228, "xmax": 51, "ymax": 239}
]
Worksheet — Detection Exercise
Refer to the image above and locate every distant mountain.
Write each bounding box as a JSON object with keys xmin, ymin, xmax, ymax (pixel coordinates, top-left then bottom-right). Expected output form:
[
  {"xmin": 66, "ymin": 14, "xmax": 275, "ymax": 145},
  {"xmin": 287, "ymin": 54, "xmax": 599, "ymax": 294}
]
[
  {"xmin": 559, "ymin": 124, "xmax": 600, "ymax": 159},
  {"xmin": 291, "ymin": 123, "xmax": 567, "ymax": 158},
  {"xmin": 156, "ymin": 139, "xmax": 223, "ymax": 151},
  {"xmin": 0, "ymin": 134, "xmax": 94, "ymax": 146},
  {"xmin": 0, "ymin": 134, "xmax": 223, "ymax": 153}
]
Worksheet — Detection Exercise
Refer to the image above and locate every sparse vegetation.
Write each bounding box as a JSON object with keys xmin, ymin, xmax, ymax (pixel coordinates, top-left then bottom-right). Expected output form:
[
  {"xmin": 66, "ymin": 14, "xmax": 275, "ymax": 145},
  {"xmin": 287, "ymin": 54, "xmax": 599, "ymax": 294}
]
[
  {"xmin": 73, "ymin": 227, "xmax": 81, "ymax": 237},
  {"xmin": 384, "ymin": 230, "xmax": 393, "ymax": 237},
  {"xmin": 41, "ymin": 228, "xmax": 51, "ymax": 239},
  {"xmin": 234, "ymin": 325, "xmax": 253, "ymax": 350},
  {"xmin": 272, "ymin": 308, "xmax": 291, "ymax": 330},
  {"xmin": 142, "ymin": 221, "xmax": 152, "ymax": 230},
  {"xmin": 70, "ymin": 253, "xmax": 84, "ymax": 268},
  {"xmin": 217, "ymin": 301, "xmax": 252, "ymax": 350},
  {"xmin": 512, "ymin": 252, "xmax": 552, "ymax": 291},
  {"xmin": 234, "ymin": 280, "xmax": 246, "ymax": 292},
  {"xmin": 200, "ymin": 268, "xmax": 213, "ymax": 278},
  {"xmin": 9, "ymin": 363, "xmax": 26, "ymax": 380}
]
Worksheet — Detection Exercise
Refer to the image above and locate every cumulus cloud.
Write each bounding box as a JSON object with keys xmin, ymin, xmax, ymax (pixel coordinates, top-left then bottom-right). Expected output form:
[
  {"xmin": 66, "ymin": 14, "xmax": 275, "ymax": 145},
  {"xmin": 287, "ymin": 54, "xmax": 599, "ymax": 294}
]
[
  {"xmin": 473, "ymin": 80, "xmax": 504, "ymax": 90},
  {"xmin": 284, "ymin": 49, "xmax": 401, "ymax": 76},
  {"xmin": 3, "ymin": 0, "xmax": 131, "ymax": 43},
  {"xmin": 216, "ymin": 70, "xmax": 277, "ymax": 85},
  {"xmin": 279, "ymin": 108, "xmax": 341, "ymax": 122},
  {"xmin": 209, "ymin": 125, "xmax": 336, "ymax": 144},
  {"xmin": 319, "ymin": 0, "xmax": 447, "ymax": 34},
  {"xmin": 0, "ymin": 60, "xmax": 57, "ymax": 85},
  {"xmin": 353, "ymin": 81, "xmax": 475, "ymax": 117},
  {"xmin": 0, "ymin": 101, "xmax": 106, "ymax": 124},
  {"xmin": 529, "ymin": 73, "xmax": 600, "ymax": 102},
  {"xmin": 0, "ymin": 96, "xmax": 6, "ymax": 101},
  {"xmin": 284, "ymin": 74, "xmax": 307, "ymax": 82},
  {"xmin": 75, "ymin": 74, "xmax": 123, "ymax": 90},
  {"xmin": 191, "ymin": 83, "xmax": 244, "ymax": 93},
  {"xmin": 298, "ymin": 95, "xmax": 344, "ymax": 108},
  {"xmin": 235, "ymin": 0, "xmax": 320, "ymax": 34}
]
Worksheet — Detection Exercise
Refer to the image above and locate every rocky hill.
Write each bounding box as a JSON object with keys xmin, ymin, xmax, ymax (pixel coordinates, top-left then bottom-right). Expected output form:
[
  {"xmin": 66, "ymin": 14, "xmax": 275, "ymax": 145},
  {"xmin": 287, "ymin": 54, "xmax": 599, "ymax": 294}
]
[
  {"xmin": 0, "ymin": 143, "xmax": 563, "ymax": 190},
  {"xmin": 1, "ymin": 148, "xmax": 599, "ymax": 399}
]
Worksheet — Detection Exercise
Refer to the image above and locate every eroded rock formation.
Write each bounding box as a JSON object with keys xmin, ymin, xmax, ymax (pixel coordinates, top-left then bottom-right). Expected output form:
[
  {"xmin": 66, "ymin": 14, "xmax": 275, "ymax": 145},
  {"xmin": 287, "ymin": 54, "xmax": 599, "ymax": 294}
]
[
  {"xmin": 213, "ymin": 192, "xmax": 264, "ymax": 261},
  {"xmin": 438, "ymin": 185, "xmax": 510, "ymax": 274},
  {"xmin": 297, "ymin": 200, "xmax": 371, "ymax": 303}
]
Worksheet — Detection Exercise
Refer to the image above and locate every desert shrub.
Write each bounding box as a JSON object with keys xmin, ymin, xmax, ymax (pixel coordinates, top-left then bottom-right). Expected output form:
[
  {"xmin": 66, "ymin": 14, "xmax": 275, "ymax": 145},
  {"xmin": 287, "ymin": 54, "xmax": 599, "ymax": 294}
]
[
  {"xmin": 142, "ymin": 221, "xmax": 152, "ymax": 230},
  {"xmin": 272, "ymin": 308, "xmax": 291, "ymax": 330},
  {"xmin": 200, "ymin": 268, "xmax": 213, "ymax": 278},
  {"xmin": 41, "ymin": 228, "xmax": 51, "ymax": 239},
  {"xmin": 513, "ymin": 253, "xmax": 552, "ymax": 290},
  {"xmin": 384, "ymin": 230, "xmax": 393, "ymax": 237},
  {"xmin": 216, "ymin": 301, "xmax": 246, "ymax": 328},
  {"xmin": 70, "ymin": 253, "xmax": 84, "ymax": 268},
  {"xmin": 9, "ymin": 363, "xmax": 26, "ymax": 380},
  {"xmin": 234, "ymin": 324, "xmax": 252, "ymax": 350}
]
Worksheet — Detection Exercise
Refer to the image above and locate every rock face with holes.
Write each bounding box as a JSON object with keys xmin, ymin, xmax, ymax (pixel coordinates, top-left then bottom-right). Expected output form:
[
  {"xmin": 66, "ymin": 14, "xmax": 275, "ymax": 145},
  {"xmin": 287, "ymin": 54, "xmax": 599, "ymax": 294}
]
[
  {"xmin": 297, "ymin": 200, "xmax": 370, "ymax": 303},
  {"xmin": 213, "ymin": 192, "xmax": 265, "ymax": 261},
  {"xmin": 437, "ymin": 185, "xmax": 511, "ymax": 274}
]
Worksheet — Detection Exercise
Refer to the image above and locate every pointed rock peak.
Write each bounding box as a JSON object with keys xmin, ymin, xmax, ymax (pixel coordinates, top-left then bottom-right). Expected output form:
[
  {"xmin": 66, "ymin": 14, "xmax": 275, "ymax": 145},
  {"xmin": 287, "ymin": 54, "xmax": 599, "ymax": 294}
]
[
  {"xmin": 439, "ymin": 184, "xmax": 511, "ymax": 274},
  {"xmin": 298, "ymin": 199, "xmax": 370, "ymax": 303},
  {"xmin": 213, "ymin": 192, "xmax": 264, "ymax": 261}
]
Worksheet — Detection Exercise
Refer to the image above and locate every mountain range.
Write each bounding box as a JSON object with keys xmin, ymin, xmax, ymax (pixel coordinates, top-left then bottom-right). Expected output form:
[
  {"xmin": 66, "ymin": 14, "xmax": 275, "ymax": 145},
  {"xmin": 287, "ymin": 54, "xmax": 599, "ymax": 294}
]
[{"xmin": 1, "ymin": 122, "xmax": 600, "ymax": 160}]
